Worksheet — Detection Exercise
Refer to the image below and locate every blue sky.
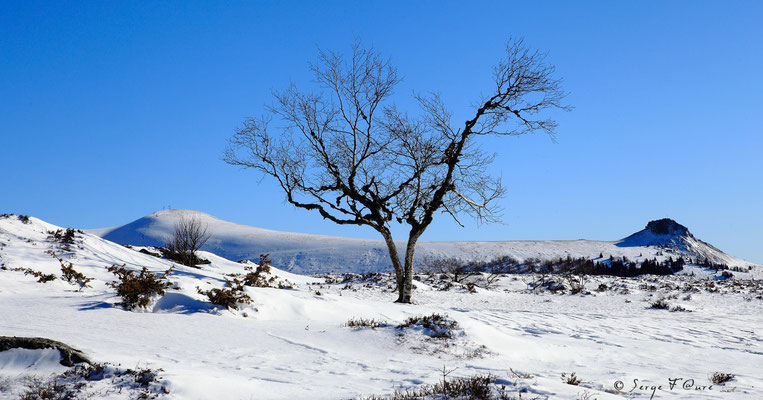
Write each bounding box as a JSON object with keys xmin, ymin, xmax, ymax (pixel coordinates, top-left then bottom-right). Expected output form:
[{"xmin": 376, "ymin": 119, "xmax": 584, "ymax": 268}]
[{"xmin": 2, "ymin": 1, "xmax": 762, "ymax": 264}]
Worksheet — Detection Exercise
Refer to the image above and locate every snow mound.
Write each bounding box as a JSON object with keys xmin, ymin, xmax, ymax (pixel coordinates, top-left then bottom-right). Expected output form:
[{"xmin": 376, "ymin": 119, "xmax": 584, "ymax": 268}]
[{"xmin": 0, "ymin": 348, "xmax": 69, "ymax": 376}]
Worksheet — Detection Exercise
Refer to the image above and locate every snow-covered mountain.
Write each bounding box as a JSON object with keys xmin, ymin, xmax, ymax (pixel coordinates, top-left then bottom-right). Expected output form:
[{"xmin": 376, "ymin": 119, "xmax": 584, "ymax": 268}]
[{"xmin": 88, "ymin": 210, "xmax": 757, "ymax": 274}]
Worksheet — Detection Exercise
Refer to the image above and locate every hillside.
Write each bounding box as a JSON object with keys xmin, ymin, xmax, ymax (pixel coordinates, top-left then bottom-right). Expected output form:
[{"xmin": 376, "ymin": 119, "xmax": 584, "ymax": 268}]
[
  {"xmin": 89, "ymin": 210, "xmax": 757, "ymax": 274},
  {"xmin": 1, "ymin": 213, "xmax": 762, "ymax": 399}
]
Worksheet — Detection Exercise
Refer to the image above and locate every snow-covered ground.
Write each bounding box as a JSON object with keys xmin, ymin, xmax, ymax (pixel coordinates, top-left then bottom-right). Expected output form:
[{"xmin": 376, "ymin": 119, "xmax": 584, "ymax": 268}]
[{"xmin": 1, "ymin": 214, "xmax": 761, "ymax": 399}]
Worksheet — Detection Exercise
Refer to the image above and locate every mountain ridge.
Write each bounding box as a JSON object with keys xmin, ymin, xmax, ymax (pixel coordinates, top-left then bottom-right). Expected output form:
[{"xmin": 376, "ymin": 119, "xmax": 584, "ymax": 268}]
[{"xmin": 84, "ymin": 210, "xmax": 757, "ymax": 274}]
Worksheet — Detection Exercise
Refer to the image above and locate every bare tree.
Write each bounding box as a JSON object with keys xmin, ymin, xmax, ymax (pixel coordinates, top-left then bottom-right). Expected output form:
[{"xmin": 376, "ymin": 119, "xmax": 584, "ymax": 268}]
[
  {"xmin": 166, "ymin": 216, "xmax": 211, "ymax": 266},
  {"xmin": 224, "ymin": 38, "xmax": 569, "ymax": 303}
]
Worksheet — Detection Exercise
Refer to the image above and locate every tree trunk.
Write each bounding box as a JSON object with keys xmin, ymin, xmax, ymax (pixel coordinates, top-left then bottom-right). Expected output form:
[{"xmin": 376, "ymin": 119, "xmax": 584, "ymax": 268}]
[
  {"xmin": 380, "ymin": 230, "xmax": 405, "ymax": 299},
  {"xmin": 395, "ymin": 231, "xmax": 422, "ymax": 303}
]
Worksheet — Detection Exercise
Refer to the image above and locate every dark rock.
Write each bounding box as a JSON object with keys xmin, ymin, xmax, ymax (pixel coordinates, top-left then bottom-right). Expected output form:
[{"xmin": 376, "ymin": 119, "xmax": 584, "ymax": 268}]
[{"xmin": 645, "ymin": 218, "xmax": 690, "ymax": 236}]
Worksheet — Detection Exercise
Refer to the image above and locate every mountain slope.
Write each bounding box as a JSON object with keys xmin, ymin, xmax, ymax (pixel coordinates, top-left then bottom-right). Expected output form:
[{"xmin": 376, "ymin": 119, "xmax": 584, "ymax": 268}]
[{"xmin": 88, "ymin": 210, "xmax": 757, "ymax": 274}]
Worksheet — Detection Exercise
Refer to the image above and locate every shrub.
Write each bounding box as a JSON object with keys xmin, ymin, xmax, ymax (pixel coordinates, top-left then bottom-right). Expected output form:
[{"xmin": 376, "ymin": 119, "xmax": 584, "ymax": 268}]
[
  {"xmin": 164, "ymin": 216, "xmax": 211, "ymax": 267},
  {"xmin": 561, "ymin": 372, "xmax": 581, "ymax": 385},
  {"xmin": 397, "ymin": 313, "xmax": 459, "ymax": 339},
  {"xmin": 197, "ymin": 278, "xmax": 252, "ymax": 310},
  {"xmin": 17, "ymin": 362, "xmax": 168, "ymax": 400},
  {"xmin": 0, "ymin": 214, "xmax": 31, "ymax": 224},
  {"xmin": 650, "ymin": 298, "xmax": 670, "ymax": 310},
  {"xmin": 11, "ymin": 267, "xmax": 56, "ymax": 283},
  {"xmin": 59, "ymin": 259, "xmax": 92, "ymax": 291},
  {"xmin": 359, "ymin": 371, "xmax": 512, "ymax": 400},
  {"xmin": 423, "ymin": 257, "xmax": 479, "ymax": 283},
  {"xmin": 19, "ymin": 377, "xmax": 75, "ymax": 400},
  {"xmin": 710, "ymin": 372, "xmax": 735, "ymax": 385},
  {"xmin": 239, "ymin": 254, "xmax": 293, "ymax": 289},
  {"xmin": 47, "ymin": 228, "xmax": 81, "ymax": 252},
  {"xmin": 107, "ymin": 265, "xmax": 173, "ymax": 310},
  {"xmin": 343, "ymin": 318, "xmax": 388, "ymax": 329}
]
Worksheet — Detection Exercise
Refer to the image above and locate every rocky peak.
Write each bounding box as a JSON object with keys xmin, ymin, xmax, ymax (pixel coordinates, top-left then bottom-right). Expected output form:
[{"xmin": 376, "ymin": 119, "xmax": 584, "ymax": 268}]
[{"xmin": 644, "ymin": 218, "xmax": 690, "ymax": 237}]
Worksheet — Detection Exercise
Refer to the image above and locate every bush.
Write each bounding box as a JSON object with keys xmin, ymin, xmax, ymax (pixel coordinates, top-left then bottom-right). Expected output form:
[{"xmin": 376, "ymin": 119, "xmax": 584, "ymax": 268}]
[
  {"xmin": 11, "ymin": 267, "xmax": 56, "ymax": 283},
  {"xmin": 47, "ymin": 228, "xmax": 81, "ymax": 252},
  {"xmin": 107, "ymin": 265, "xmax": 173, "ymax": 310},
  {"xmin": 0, "ymin": 214, "xmax": 31, "ymax": 224},
  {"xmin": 17, "ymin": 362, "xmax": 168, "ymax": 400},
  {"xmin": 19, "ymin": 377, "xmax": 75, "ymax": 400},
  {"xmin": 59, "ymin": 259, "xmax": 92, "ymax": 291},
  {"xmin": 359, "ymin": 371, "xmax": 512, "ymax": 400},
  {"xmin": 164, "ymin": 216, "xmax": 211, "ymax": 267},
  {"xmin": 397, "ymin": 313, "xmax": 459, "ymax": 339},
  {"xmin": 423, "ymin": 257, "xmax": 479, "ymax": 283},
  {"xmin": 710, "ymin": 372, "xmax": 735, "ymax": 385},
  {"xmin": 650, "ymin": 298, "xmax": 670, "ymax": 310},
  {"xmin": 197, "ymin": 278, "xmax": 252, "ymax": 310},
  {"xmin": 343, "ymin": 318, "xmax": 388, "ymax": 329},
  {"xmin": 561, "ymin": 372, "xmax": 581, "ymax": 385},
  {"xmin": 237, "ymin": 254, "xmax": 293, "ymax": 289}
]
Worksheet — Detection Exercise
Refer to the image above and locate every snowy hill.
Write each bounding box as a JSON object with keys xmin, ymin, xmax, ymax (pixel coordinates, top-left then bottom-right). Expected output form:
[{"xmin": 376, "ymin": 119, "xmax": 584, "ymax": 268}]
[
  {"xmin": 88, "ymin": 210, "xmax": 757, "ymax": 274},
  {"xmin": 1, "ymin": 213, "xmax": 762, "ymax": 399}
]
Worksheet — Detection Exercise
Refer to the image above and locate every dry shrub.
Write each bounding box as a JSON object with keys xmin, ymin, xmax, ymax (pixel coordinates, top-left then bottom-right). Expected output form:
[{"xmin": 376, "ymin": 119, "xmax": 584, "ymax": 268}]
[
  {"xmin": 59, "ymin": 259, "xmax": 92, "ymax": 291},
  {"xmin": 360, "ymin": 371, "xmax": 514, "ymax": 400},
  {"xmin": 11, "ymin": 267, "xmax": 56, "ymax": 283},
  {"xmin": 107, "ymin": 265, "xmax": 173, "ymax": 310},
  {"xmin": 240, "ymin": 254, "xmax": 293, "ymax": 289},
  {"xmin": 710, "ymin": 372, "xmax": 735, "ymax": 385},
  {"xmin": 197, "ymin": 278, "xmax": 252, "ymax": 310},
  {"xmin": 561, "ymin": 372, "xmax": 581, "ymax": 385},
  {"xmin": 164, "ymin": 216, "xmax": 211, "ymax": 267},
  {"xmin": 397, "ymin": 313, "xmax": 459, "ymax": 339},
  {"xmin": 343, "ymin": 318, "xmax": 388, "ymax": 329},
  {"xmin": 649, "ymin": 298, "xmax": 670, "ymax": 310}
]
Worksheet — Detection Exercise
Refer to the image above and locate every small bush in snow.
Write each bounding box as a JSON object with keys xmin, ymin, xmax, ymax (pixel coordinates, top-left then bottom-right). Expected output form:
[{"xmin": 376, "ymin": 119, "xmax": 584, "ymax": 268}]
[
  {"xmin": 16, "ymin": 362, "xmax": 169, "ymax": 400},
  {"xmin": 359, "ymin": 371, "xmax": 512, "ymax": 400},
  {"xmin": 561, "ymin": 372, "xmax": 581, "ymax": 385},
  {"xmin": 0, "ymin": 214, "xmax": 31, "ymax": 224},
  {"xmin": 107, "ymin": 265, "xmax": 173, "ymax": 310},
  {"xmin": 48, "ymin": 228, "xmax": 81, "ymax": 251},
  {"xmin": 230, "ymin": 254, "xmax": 294, "ymax": 289},
  {"xmin": 11, "ymin": 267, "xmax": 56, "ymax": 283},
  {"xmin": 59, "ymin": 259, "xmax": 92, "ymax": 291},
  {"xmin": 343, "ymin": 318, "xmax": 388, "ymax": 329},
  {"xmin": 710, "ymin": 372, "xmax": 735, "ymax": 385},
  {"xmin": 649, "ymin": 299, "xmax": 670, "ymax": 310},
  {"xmin": 397, "ymin": 313, "xmax": 459, "ymax": 339},
  {"xmin": 197, "ymin": 278, "xmax": 252, "ymax": 310},
  {"xmin": 164, "ymin": 216, "xmax": 211, "ymax": 267},
  {"xmin": 649, "ymin": 298, "xmax": 670, "ymax": 310},
  {"xmin": 19, "ymin": 377, "xmax": 74, "ymax": 400},
  {"xmin": 423, "ymin": 257, "xmax": 479, "ymax": 283}
]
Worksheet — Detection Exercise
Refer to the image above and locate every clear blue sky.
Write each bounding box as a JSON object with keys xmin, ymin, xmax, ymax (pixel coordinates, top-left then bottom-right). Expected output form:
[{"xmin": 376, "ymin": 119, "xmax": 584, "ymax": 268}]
[{"xmin": 2, "ymin": 1, "xmax": 762, "ymax": 264}]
